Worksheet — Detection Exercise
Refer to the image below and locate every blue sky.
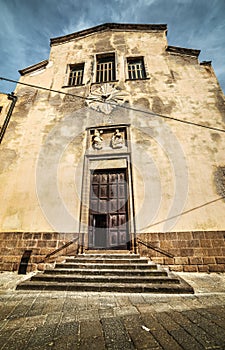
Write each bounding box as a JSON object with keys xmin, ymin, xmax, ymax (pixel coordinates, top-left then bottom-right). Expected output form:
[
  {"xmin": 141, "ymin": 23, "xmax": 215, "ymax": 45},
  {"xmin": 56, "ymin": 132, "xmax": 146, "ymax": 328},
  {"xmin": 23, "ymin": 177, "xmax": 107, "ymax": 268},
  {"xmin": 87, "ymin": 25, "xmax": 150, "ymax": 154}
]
[{"xmin": 0, "ymin": 0, "xmax": 225, "ymax": 94}]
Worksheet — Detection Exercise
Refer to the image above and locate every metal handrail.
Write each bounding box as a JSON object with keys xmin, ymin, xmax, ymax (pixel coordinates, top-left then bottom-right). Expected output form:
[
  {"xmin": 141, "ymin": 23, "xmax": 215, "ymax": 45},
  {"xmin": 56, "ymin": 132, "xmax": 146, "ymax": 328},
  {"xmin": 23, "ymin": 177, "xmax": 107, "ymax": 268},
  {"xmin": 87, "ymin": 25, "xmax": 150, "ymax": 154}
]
[
  {"xmin": 137, "ymin": 238, "xmax": 174, "ymax": 258},
  {"xmin": 38, "ymin": 236, "xmax": 80, "ymax": 263}
]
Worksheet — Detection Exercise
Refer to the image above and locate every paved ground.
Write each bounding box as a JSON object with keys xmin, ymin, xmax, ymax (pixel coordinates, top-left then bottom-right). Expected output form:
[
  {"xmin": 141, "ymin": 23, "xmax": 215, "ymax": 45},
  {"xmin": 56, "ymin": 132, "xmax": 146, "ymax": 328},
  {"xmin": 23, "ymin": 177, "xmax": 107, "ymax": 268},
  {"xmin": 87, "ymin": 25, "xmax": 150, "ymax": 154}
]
[{"xmin": 0, "ymin": 271, "xmax": 225, "ymax": 349}]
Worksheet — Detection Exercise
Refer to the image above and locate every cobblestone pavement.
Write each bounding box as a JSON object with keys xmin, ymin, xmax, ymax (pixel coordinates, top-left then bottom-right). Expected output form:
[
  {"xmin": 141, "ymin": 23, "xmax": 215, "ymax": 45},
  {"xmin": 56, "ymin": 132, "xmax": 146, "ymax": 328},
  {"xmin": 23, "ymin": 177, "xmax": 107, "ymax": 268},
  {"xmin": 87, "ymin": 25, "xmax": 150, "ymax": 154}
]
[{"xmin": 0, "ymin": 272, "xmax": 225, "ymax": 349}]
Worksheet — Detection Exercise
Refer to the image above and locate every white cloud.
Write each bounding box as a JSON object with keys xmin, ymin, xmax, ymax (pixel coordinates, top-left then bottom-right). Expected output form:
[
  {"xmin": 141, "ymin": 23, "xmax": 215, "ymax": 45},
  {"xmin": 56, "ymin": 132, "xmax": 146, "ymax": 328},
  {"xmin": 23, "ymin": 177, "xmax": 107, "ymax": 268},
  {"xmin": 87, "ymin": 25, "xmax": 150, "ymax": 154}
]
[{"xmin": 0, "ymin": 0, "xmax": 224, "ymax": 93}]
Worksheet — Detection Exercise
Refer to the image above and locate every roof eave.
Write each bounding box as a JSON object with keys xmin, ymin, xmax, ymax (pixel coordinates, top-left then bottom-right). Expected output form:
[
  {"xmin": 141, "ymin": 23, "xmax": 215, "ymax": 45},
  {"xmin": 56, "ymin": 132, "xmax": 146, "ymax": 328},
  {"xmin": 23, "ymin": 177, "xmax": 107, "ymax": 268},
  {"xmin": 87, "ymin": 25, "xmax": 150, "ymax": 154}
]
[
  {"xmin": 50, "ymin": 23, "xmax": 167, "ymax": 46},
  {"xmin": 166, "ymin": 45, "xmax": 200, "ymax": 57},
  {"xmin": 19, "ymin": 60, "xmax": 49, "ymax": 76}
]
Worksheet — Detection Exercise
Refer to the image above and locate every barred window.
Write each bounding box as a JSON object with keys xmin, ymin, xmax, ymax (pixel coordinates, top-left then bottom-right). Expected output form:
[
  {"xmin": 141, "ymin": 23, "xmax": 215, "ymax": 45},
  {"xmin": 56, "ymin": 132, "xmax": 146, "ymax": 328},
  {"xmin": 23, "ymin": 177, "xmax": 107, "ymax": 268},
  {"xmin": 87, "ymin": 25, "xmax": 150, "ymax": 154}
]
[
  {"xmin": 96, "ymin": 53, "xmax": 116, "ymax": 83},
  {"xmin": 68, "ymin": 63, "xmax": 84, "ymax": 86},
  {"xmin": 127, "ymin": 57, "xmax": 146, "ymax": 80}
]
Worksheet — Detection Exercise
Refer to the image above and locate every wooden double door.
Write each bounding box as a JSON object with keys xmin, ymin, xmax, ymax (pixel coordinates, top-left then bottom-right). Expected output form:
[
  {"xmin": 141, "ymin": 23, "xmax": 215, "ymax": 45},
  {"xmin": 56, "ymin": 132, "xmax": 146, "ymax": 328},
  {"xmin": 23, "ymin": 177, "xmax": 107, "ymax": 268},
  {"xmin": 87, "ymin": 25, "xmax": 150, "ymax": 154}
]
[{"xmin": 89, "ymin": 169, "xmax": 129, "ymax": 249}]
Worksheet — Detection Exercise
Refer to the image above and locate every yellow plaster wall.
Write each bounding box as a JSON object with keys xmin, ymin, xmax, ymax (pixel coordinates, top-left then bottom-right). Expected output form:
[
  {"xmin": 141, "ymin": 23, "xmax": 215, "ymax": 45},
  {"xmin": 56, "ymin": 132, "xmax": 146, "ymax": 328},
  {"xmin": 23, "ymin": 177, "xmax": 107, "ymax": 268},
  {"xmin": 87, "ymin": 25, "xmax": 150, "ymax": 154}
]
[{"xmin": 0, "ymin": 28, "xmax": 225, "ymax": 233}]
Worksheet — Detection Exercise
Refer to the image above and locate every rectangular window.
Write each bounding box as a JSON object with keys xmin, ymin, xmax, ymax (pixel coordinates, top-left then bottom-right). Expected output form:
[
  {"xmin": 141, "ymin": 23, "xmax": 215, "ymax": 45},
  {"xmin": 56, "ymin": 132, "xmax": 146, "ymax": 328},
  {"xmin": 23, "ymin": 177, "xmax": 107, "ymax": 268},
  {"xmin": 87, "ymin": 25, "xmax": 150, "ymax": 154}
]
[
  {"xmin": 127, "ymin": 57, "xmax": 146, "ymax": 80},
  {"xmin": 96, "ymin": 53, "xmax": 116, "ymax": 83},
  {"xmin": 0, "ymin": 106, "xmax": 2, "ymax": 113},
  {"xmin": 68, "ymin": 63, "xmax": 84, "ymax": 86}
]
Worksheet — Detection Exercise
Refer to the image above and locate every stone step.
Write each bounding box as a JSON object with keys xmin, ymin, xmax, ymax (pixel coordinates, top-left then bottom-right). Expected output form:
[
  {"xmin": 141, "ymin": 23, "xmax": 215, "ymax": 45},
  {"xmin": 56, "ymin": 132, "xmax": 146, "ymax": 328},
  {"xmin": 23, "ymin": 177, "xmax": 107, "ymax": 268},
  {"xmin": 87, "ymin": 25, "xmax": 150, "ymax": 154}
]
[
  {"xmin": 79, "ymin": 254, "xmax": 140, "ymax": 259},
  {"xmin": 44, "ymin": 268, "xmax": 168, "ymax": 276},
  {"xmin": 30, "ymin": 273, "xmax": 180, "ymax": 284},
  {"xmin": 55, "ymin": 262, "xmax": 157, "ymax": 270},
  {"xmin": 16, "ymin": 280, "xmax": 194, "ymax": 294},
  {"xmin": 16, "ymin": 253, "xmax": 194, "ymax": 294},
  {"xmin": 65, "ymin": 257, "xmax": 149, "ymax": 264},
  {"xmin": 84, "ymin": 250, "xmax": 132, "ymax": 255}
]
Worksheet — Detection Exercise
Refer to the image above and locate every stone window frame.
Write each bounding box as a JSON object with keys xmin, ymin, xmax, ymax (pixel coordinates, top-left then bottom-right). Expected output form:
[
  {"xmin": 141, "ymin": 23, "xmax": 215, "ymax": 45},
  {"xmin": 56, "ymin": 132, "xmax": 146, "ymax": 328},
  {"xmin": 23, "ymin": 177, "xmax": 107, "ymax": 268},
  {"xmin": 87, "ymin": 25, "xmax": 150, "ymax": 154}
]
[
  {"xmin": 93, "ymin": 52, "xmax": 119, "ymax": 84},
  {"xmin": 125, "ymin": 56, "xmax": 150, "ymax": 81},
  {"xmin": 68, "ymin": 63, "xmax": 85, "ymax": 86},
  {"xmin": 62, "ymin": 63, "xmax": 85, "ymax": 88}
]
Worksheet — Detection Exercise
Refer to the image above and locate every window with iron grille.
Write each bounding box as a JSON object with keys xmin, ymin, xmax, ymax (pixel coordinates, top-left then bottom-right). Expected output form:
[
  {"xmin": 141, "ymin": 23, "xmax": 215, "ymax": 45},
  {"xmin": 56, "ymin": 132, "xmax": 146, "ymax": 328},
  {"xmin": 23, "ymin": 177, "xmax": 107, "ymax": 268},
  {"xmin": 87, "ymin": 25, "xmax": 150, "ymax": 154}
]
[
  {"xmin": 96, "ymin": 53, "xmax": 116, "ymax": 83},
  {"xmin": 68, "ymin": 63, "xmax": 84, "ymax": 86},
  {"xmin": 127, "ymin": 57, "xmax": 146, "ymax": 80}
]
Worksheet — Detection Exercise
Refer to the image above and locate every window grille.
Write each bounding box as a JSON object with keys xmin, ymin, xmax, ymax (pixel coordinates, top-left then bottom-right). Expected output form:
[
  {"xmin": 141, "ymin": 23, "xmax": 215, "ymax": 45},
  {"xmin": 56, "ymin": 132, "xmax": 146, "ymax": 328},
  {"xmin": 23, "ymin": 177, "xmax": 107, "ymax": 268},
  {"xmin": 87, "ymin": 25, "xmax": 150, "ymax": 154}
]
[
  {"xmin": 68, "ymin": 63, "xmax": 84, "ymax": 86},
  {"xmin": 127, "ymin": 57, "xmax": 146, "ymax": 80},
  {"xmin": 96, "ymin": 54, "xmax": 116, "ymax": 83}
]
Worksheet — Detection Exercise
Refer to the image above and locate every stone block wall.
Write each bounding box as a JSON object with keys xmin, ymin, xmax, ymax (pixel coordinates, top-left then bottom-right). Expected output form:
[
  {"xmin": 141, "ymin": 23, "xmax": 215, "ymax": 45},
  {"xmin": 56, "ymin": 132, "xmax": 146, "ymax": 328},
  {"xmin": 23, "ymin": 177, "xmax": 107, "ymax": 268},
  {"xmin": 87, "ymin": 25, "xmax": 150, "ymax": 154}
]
[
  {"xmin": 0, "ymin": 232, "xmax": 79, "ymax": 272},
  {"xmin": 138, "ymin": 231, "xmax": 225, "ymax": 272},
  {"xmin": 0, "ymin": 231, "xmax": 224, "ymax": 272}
]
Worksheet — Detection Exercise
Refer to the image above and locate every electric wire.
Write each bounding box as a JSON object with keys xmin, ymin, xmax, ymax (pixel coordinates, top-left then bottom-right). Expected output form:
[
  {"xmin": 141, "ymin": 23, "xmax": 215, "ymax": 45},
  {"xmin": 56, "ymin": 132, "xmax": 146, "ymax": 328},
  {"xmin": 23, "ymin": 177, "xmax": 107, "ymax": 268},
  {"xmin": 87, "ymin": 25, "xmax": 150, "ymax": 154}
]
[
  {"xmin": 0, "ymin": 77, "xmax": 225, "ymax": 233},
  {"xmin": 1, "ymin": 76, "xmax": 225, "ymax": 133},
  {"xmin": 142, "ymin": 196, "xmax": 225, "ymax": 231}
]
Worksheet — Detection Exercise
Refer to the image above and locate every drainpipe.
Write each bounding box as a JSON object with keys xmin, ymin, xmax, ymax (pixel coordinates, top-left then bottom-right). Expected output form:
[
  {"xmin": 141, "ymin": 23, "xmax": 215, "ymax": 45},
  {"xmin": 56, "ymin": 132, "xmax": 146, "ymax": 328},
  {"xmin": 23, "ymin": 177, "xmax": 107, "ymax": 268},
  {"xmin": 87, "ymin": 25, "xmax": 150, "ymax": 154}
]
[{"xmin": 0, "ymin": 92, "xmax": 18, "ymax": 144}]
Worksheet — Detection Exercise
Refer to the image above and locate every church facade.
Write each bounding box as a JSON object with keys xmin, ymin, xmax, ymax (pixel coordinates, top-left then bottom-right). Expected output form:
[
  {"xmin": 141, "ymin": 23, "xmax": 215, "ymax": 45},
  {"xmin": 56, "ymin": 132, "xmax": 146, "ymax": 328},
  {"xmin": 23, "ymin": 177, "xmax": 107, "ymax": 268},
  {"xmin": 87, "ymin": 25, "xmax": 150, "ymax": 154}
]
[{"xmin": 0, "ymin": 23, "xmax": 225, "ymax": 273}]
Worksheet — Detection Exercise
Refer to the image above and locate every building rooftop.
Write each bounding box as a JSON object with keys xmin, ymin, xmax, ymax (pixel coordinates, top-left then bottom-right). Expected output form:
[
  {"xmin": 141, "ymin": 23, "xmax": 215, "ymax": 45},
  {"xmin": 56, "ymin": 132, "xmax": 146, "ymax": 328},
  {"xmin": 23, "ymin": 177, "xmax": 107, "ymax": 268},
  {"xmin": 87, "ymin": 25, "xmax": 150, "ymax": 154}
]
[{"xmin": 50, "ymin": 22, "xmax": 168, "ymax": 45}]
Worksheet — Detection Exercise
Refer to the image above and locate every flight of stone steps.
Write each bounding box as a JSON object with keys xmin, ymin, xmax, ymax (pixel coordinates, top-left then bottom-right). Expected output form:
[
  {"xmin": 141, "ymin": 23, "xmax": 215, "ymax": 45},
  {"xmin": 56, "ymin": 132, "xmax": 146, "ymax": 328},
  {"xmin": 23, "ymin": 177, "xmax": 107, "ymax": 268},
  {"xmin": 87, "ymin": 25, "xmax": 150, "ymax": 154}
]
[{"xmin": 17, "ymin": 253, "xmax": 194, "ymax": 293}]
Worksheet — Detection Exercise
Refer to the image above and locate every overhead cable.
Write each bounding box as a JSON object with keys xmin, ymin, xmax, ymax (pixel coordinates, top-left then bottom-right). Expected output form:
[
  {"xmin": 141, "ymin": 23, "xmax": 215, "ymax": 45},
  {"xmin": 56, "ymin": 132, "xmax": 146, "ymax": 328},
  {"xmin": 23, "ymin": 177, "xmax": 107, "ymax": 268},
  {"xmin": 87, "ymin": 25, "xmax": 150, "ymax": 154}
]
[{"xmin": 1, "ymin": 76, "xmax": 225, "ymax": 133}]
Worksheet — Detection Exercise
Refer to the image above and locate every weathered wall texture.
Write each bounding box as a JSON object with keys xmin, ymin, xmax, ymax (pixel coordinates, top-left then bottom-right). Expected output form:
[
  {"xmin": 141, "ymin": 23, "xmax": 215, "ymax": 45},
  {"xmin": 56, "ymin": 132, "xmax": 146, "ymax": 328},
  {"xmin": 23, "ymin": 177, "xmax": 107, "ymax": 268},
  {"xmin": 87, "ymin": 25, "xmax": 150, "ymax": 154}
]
[
  {"xmin": 0, "ymin": 230, "xmax": 224, "ymax": 273},
  {"xmin": 0, "ymin": 93, "xmax": 11, "ymax": 129},
  {"xmin": 0, "ymin": 232, "xmax": 79, "ymax": 272},
  {"xmin": 0, "ymin": 25, "xmax": 225, "ymax": 271},
  {"xmin": 138, "ymin": 231, "xmax": 225, "ymax": 273}
]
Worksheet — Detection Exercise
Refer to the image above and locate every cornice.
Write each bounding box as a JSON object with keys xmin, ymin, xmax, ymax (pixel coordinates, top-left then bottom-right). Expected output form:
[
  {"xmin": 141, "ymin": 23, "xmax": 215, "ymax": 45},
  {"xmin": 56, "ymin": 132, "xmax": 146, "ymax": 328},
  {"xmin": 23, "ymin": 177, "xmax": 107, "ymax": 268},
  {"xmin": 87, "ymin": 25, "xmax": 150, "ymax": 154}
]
[
  {"xmin": 19, "ymin": 60, "xmax": 49, "ymax": 76},
  {"xmin": 200, "ymin": 61, "xmax": 212, "ymax": 66},
  {"xmin": 50, "ymin": 23, "xmax": 167, "ymax": 46},
  {"xmin": 166, "ymin": 45, "xmax": 200, "ymax": 57}
]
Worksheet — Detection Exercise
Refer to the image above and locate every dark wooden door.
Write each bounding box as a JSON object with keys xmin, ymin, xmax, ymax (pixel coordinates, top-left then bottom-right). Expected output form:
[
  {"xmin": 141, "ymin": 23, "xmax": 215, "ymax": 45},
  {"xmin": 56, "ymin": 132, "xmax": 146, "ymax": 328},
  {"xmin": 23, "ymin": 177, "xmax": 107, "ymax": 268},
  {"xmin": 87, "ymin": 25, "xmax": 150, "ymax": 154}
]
[
  {"xmin": 94, "ymin": 214, "xmax": 107, "ymax": 247},
  {"xmin": 89, "ymin": 169, "xmax": 129, "ymax": 249}
]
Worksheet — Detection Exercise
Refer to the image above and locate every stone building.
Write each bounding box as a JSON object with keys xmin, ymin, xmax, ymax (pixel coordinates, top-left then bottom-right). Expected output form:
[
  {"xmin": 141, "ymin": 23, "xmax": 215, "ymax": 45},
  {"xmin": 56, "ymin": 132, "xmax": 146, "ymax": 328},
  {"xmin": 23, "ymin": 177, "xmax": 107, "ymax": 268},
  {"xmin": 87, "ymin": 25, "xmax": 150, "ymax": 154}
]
[{"xmin": 0, "ymin": 23, "xmax": 225, "ymax": 273}]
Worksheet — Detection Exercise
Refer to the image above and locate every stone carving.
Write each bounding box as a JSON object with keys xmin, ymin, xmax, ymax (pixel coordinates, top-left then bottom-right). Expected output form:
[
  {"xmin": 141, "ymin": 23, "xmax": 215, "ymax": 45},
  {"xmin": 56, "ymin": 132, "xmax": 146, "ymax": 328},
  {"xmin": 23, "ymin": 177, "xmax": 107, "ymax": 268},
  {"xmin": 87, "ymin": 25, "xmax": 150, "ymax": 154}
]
[
  {"xmin": 92, "ymin": 129, "xmax": 103, "ymax": 149},
  {"xmin": 111, "ymin": 129, "xmax": 124, "ymax": 148},
  {"xmin": 86, "ymin": 83, "xmax": 129, "ymax": 115}
]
